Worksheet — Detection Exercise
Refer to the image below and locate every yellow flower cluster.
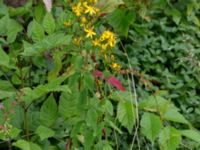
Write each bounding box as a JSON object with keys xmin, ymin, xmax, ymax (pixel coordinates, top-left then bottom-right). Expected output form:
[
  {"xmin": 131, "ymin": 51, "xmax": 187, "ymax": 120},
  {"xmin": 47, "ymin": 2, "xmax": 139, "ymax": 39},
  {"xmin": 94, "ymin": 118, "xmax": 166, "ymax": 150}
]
[
  {"xmin": 72, "ymin": 1, "xmax": 99, "ymax": 17},
  {"xmin": 69, "ymin": 0, "xmax": 120, "ymax": 71}
]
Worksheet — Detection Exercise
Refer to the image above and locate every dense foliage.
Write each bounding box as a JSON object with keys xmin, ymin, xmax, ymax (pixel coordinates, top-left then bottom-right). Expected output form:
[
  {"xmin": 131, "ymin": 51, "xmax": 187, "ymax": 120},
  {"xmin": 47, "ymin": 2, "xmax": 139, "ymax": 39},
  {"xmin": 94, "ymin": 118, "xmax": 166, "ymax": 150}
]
[{"xmin": 0, "ymin": 0, "xmax": 200, "ymax": 150}]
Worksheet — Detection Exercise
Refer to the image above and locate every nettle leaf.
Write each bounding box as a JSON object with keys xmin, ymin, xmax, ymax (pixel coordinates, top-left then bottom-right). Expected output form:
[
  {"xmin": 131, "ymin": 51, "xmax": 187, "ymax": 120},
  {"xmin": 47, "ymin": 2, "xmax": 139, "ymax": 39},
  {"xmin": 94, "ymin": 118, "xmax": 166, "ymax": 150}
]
[
  {"xmin": 159, "ymin": 126, "xmax": 181, "ymax": 150},
  {"xmin": 27, "ymin": 20, "xmax": 45, "ymax": 42},
  {"xmin": 139, "ymin": 96, "xmax": 189, "ymax": 124},
  {"xmin": 117, "ymin": 101, "xmax": 135, "ymax": 133},
  {"xmin": 13, "ymin": 140, "xmax": 42, "ymax": 150},
  {"xmin": 163, "ymin": 106, "xmax": 189, "ymax": 124},
  {"xmin": 84, "ymin": 128, "xmax": 94, "ymax": 150},
  {"xmin": 86, "ymin": 108, "xmax": 98, "ymax": 130},
  {"xmin": 140, "ymin": 112, "xmax": 163, "ymax": 143},
  {"xmin": 59, "ymin": 92, "xmax": 81, "ymax": 121},
  {"xmin": 180, "ymin": 129, "xmax": 200, "ymax": 143},
  {"xmin": 43, "ymin": 12, "xmax": 55, "ymax": 34},
  {"xmin": 40, "ymin": 95, "xmax": 58, "ymax": 126},
  {"xmin": 107, "ymin": 8, "xmax": 135, "ymax": 36},
  {"xmin": 22, "ymin": 76, "xmax": 71, "ymax": 104},
  {"xmin": 0, "ymin": 46, "xmax": 9, "ymax": 67},
  {"xmin": 36, "ymin": 125, "xmax": 55, "ymax": 140},
  {"xmin": 6, "ymin": 18, "xmax": 23, "ymax": 43},
  {"xmin": 22, "ymin": 33, "xmax": 72, "ymax": 56}
]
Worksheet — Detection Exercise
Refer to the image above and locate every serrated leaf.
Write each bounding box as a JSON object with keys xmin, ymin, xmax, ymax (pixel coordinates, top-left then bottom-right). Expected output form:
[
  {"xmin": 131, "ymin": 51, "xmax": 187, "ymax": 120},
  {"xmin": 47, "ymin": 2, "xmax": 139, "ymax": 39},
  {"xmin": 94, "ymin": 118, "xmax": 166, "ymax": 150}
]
[
  {"xmin": 117, "ymin": 101, "xmax": 135, "ymax": 133},
  {"xmin": 36, "ymin": 125, "xmax": 55, "ymax": 140},
  {"xmin": 139, "ymin": 96, "xmax": 189, "ymax": 124},
  {"xmin": 43, "ymin": 12, "xmax": 55, "ymax": 34},
  {"xmin": 159, "ymin": 126, "xmax": 181, "ymax": 150},
  {"xmin": 180, "ymin": 129, "xmax": 200, "ymax": 143},
  {"xmin": 21, "ymin": 76, "xmax": 71, "ymax": 104},
  {"xmin": 22, "ymin": 33, "xmax": 72, "ymax": 56},
  {"xmin": 59, "ymin": 92, "xmax": 80, "ymax": 120},
  {"xmin": 163, "ymin": 106, "xmax": 189, "ymax": 124},
  {"xmin": 27, "ymin": 20, "xmax": 45, "ymax": 42},
  {"xmin": 107, "ymin": 8, "xmax": 135, "ymax": 36},
  {"xmin": 6, "ymin": 18, "xmax": 23, "ymax": 43},
  {"xmin": 13, "ymin": 140, "xmax": 42, "ymax": 150},
  {"xmin": 140, "ymin": 112, "xmax": 163, "ymax": 143},
  {"xmin": 0, "ymin": 46, "xmax": 10, "ymax": 67},
  {"xmin": 40, "ymin": 95, "xmax": 57, "ymax": 126},
  {"xmin": 86, "ymin": 108, "xmax": 98, "ymax": 129}
]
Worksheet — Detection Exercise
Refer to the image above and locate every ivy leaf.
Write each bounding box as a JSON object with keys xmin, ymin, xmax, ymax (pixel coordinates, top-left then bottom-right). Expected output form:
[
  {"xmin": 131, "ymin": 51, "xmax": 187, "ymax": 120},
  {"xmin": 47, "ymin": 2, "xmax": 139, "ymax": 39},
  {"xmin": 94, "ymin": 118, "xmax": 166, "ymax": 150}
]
[
  {"xmin": 43, "ymin": 12, "xmax": 55, "ymax": 34},
  {"xmin": 140, "ymin": 112, "xmax": 163, "ymax": 143},
  {"xmin": 117, "ymin": 101, "xmax": 135, "ymax": 133},
  {"xmin": 107, "ymin": 8, "xmax": 135, "ymax": 36},
  {"xmin": 180, "ymin": 129, "xmax": 200, "ymax": 143},
  {"xmin": 36, "ymin": 125, "xmax": 55, "ymax": 140},
  {"xmin": 13, "ymin": 140, "xmax": 42, "ymax": 150},
  {"xmin": 159, "ymin": 126, "xmax": 181, "ymax": 150},
  {"xmin": 40, "ymin": 95, "xmax": 57, "ymax": 127}
]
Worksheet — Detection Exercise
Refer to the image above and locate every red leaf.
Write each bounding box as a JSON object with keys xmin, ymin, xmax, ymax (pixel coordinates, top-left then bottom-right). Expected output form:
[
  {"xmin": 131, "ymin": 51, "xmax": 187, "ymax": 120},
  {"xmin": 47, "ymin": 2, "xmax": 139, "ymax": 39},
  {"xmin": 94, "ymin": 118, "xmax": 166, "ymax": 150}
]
[
  {"xmin": 93, "ymin": 70, "xmax": 103, "ymax": 78},
  {"xmin": 107, "ymin": 76, "xmax": 125, "ymax": 91}
]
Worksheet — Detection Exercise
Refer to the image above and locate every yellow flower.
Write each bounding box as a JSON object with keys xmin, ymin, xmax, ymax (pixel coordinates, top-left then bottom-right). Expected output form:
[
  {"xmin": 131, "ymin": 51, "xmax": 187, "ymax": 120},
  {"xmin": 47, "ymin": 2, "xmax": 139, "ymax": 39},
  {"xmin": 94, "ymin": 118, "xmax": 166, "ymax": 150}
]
[
  {"xmin": 64, "ymin": 21, "xmax": 71, "ymax": 27},
  {"xmin": 100, "ymin": 30, "xmax": 116, "ymax": 47},
  {"xmin": 84, "ymin": 2, "xmax": 97, "ymax": 15},
  {"xmin": 92, "ymin": 38, "xmax": 100, "ymax": 46},
  {"xmin": 72, "ymin": 2, "xmax": 82, "ymax": 16},
  {"xmin": 101, "ymin": 43, "xmax": 108, "ymax": 50},
  {"xmin": 111, "ymin": 63, "xmax": 121, "ymax": 70},
  {"xmin": 73, "ymin": 37, "xmax": 82, "ymax": 45},
  {"xmin": 81, "ymin": 17, "xmax": 87, "ymax": 24},
  {"xmin": 84, "ymin": 27, "xmax": 96, "ymax": 38}
]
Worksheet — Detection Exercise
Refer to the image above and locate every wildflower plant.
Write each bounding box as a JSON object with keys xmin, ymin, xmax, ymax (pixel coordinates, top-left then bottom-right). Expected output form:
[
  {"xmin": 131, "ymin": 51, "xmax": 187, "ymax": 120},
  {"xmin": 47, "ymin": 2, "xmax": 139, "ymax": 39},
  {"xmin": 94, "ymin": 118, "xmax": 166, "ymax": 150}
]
[{"xmin": 0, "ymin": 0, "xmax": 200, "ymax": 150}]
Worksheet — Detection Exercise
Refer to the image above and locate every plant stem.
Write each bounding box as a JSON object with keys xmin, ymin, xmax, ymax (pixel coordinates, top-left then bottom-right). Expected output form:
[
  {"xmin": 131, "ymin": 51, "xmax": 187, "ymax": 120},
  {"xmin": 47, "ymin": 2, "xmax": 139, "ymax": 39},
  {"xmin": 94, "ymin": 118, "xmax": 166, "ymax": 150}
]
[{"xmin": 24, "ymin": 108, "xmax": 29, "ymax": 140}]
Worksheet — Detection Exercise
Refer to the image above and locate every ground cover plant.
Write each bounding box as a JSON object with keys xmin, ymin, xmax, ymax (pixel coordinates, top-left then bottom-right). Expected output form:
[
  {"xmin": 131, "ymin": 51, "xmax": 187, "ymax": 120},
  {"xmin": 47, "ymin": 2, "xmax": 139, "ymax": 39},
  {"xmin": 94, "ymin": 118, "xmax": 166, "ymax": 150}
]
[{"xmin": 0, "ymin": 0, "xmax": 200, "ymax": 149}]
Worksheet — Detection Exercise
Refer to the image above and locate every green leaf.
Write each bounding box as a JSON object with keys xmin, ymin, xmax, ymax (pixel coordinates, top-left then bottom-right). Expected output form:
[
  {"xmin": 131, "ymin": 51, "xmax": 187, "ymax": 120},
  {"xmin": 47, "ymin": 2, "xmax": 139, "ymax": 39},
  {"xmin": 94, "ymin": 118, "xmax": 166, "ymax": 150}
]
[
  {"xmin": 86, "ymin": 108, "xmax": 98, "ymax": 130},
  {"xmin": 59, "ymin": 92, "xmax": 81, "ymax": 121},
  {"xmin": 36, "ymin": 125, "xmax": 55, "ymax": 140},
  {"xmin": 0, "ymin": 90, "xmax": 16, "ymax": 99},
  {"xmin": 43, "ymin": 12, "xmax": 56, "ymax": 34},
  {"xmin": 139, "ymin": 96, "xmax": 189, "ymax": 124},
  {"xmin": 0, "ymin": 46, "xmax": 9, "ymax": 67},
  {"xmin": 159, "ymin": 126, "xmax": 181, "ymax": 150},
  {"xmin": 117, "ymin": 101, "xmax": 135, "ymax": 133},
  {"xmin": 40, "ymin": 95, "xmax": 57, "ymax": 126},
  {"xmin": 6, "ymin": 18, "xmax": 23, "ymax": 43},
  {"xmin": 140, "ymin": 112, "xmax": 163, "ymax": 143},
  {"xmin": 103, "ymin": 100, "xmax": 113, "ymax": 116},
  {"xmin": 21, "ymin": 75, "xmax": 71, "ymax": 104},
  {"xmin": 22, "ymin": 33, "xmax": 72, "ymax": 56},
  {"xmin": 163, "ymin": 106, "xmax": 189, "ymax": 124},
  {"xmin": 13, "ymin": 140, "xmax": 42, "ymax": 150},
  {"xmin": 83, "ymin": 72, "xmax": 95, "ymax": 92},
  {"xmin": 171, "ymin": 9, "xmax": 181, "ymax": 25},
  {"xmin": 107, "ymin": 8, "xmax": 135, "ymax": 36},
  {"xmin": 180, "ymin": 129, "xmax": 200, "ymax": 143},
  {"xmin": 27, "ymin": 20, "xmax": 45, "ymax": 42},
  {"xmin": 84, "ymin": 128, "xmax": 94, "ymax": 150}
]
